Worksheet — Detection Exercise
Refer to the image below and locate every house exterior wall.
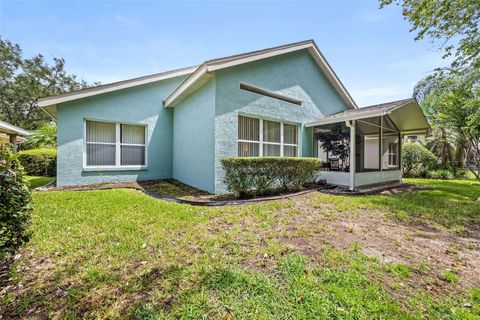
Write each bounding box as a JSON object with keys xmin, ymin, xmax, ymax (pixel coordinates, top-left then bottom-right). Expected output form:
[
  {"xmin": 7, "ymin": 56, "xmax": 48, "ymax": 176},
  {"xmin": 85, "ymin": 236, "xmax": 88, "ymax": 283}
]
[
  {"xmin": 172, "ymin": 78, "xmax": 216, "ymax": 193},
  {"xmin": 56, "ymin": 75, "xmax": 188, "ymax": 186},
  {"xmin": 213, "ymin": 50, "xmax": 349, "ymax": 193}
]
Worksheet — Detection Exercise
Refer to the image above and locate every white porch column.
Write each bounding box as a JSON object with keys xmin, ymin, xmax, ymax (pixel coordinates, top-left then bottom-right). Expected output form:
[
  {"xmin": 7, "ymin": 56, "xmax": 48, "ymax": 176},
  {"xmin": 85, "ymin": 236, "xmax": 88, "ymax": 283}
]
[{"xmin": 346, "ymin": 120, "xmax": 356, "ymax": 191}]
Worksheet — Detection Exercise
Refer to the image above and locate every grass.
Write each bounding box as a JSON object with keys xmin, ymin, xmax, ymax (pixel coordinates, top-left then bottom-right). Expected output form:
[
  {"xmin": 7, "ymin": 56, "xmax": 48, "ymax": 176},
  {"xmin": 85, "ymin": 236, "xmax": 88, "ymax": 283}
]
[
  {"xmin": 1, "ymin": 179, "xmax": 479, "ymax": 319},
  {"xmin": 311, "ymin": 178, "xmax": 480, "ymax": 233},
  {"xmin": 25, "ymin": 175, "xmax": 55, "ymax": 190}
]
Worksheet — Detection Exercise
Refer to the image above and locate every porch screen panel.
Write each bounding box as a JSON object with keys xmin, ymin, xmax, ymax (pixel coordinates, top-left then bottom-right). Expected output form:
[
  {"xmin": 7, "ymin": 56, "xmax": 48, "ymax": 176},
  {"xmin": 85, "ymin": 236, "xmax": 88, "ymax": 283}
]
[
  {"xmin": 85, "ymin": 120, "xmax": 116, "ymax": 166},
  {"xmin": 121, "ymin": 124, "xmax": 146, "ymax": 165},
  {"xmin": 238, "ymin": 116, "xmax": 260, "ymax": 156}
]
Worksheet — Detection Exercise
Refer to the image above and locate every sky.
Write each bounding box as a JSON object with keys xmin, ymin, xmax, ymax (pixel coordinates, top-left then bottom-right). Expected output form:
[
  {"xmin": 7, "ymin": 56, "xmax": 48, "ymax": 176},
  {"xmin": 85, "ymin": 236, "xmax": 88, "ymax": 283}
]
[{"xmin": 0, "ymin": 0, "xmax": 450, "ymax": 107}]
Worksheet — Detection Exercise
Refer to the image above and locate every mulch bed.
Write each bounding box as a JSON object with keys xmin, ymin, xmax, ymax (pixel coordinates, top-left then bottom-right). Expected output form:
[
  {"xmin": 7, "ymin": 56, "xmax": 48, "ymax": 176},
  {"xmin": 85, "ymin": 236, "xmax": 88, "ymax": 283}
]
[{"xmin": 35, "ymin": 179, "xmax": 432, "ymax": 206}]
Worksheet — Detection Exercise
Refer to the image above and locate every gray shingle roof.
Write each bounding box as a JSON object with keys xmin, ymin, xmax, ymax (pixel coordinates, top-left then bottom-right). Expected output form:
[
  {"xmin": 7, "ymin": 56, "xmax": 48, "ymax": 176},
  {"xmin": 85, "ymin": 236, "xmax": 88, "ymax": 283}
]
[{"xmin": 321, "ymin": 98, "xmax": 413, "ymax": 121}]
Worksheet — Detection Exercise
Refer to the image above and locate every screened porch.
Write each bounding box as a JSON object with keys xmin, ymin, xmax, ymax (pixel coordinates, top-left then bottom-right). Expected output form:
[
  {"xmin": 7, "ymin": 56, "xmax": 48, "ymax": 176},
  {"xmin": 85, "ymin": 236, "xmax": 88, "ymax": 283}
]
[{"xmin": 305, "ymin": 99, "xmax": 429, "ymax": 190}]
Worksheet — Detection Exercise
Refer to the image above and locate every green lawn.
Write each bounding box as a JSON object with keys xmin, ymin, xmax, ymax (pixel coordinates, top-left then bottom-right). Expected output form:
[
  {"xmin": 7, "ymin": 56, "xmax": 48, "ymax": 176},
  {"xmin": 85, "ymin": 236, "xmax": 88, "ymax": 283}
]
[
  {"xmin": 25, "ymin": 175, "xmax": 55, "ymax": 190},
  {"xmin": 1, "ymin": 179, "xmax": 479, "ymax": 319}
]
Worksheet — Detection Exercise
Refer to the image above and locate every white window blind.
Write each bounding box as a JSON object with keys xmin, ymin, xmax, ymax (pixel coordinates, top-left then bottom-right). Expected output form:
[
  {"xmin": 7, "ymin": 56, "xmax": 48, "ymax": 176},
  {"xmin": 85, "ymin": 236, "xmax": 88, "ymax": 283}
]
[
  {"xmin": 238, "ymin": 116, "xmax": 260, "ymax": 157},
  {"xmin": 238, "ymin": 115, "xmax": 298, "ymax": 157},
  {"xmin": 86, "ymin": 121, "xmax": 116, "ymax": 166},
  {"xmin": 85, "ymin": 120, "xmax": 146, "ymax": 168}
]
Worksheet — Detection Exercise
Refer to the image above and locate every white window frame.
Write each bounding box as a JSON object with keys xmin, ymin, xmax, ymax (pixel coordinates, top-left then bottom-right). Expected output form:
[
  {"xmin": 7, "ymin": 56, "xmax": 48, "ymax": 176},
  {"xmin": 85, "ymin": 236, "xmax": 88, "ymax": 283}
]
[
  {"xmin": 388, "ymin": 142, "xmax": 398, "ymax": 167},
  {"xmin": 83, "ymin": 119, "xmax": 148, "ymax": 171},
  {"xmin": 237, "ymin": 115, "xmax": 300, "ymax": 157}
]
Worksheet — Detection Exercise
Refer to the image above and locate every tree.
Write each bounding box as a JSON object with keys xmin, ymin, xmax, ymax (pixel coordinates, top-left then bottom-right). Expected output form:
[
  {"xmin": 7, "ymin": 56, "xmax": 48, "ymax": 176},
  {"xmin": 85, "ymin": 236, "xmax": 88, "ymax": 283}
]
[
  {"xmin": 24, "ymin": 123, "xmax": 57, "ymax": 149},
  {"xmin": 316, "ymin": 123, "xmax": 350, "ymax": 170},
  {"xmin": 0, "ymin": 37, "xmax": 92, "ymax": 130},
  {"xmin": 415, "ymin": 72, "xmax": 480, "ymax": 179},
  {"xmin": 380, "ymin": 0, "xmax": 480, "ymax": 72}
]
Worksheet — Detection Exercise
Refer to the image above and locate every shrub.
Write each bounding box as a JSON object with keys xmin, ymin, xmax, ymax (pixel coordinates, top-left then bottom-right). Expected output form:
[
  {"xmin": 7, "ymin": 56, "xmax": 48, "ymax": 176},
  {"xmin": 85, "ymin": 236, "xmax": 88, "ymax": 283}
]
[
  {"xmin": 221, "ymin": 157, "xmax": 321, "ymax": 198},
  {"xmin": 17, "ymin": 148, "xmax": 56, "ymax": 176},
  {"xmin": 0, "ymin": 143, "xmax": 32, "ymax": 258},
  {"xmin": 402, "ymin": 143, "xmax": 436, "ymax": 176},
  {"xmin": 429, "ymin": 169, "xmax": 454, "ymax": 180}
]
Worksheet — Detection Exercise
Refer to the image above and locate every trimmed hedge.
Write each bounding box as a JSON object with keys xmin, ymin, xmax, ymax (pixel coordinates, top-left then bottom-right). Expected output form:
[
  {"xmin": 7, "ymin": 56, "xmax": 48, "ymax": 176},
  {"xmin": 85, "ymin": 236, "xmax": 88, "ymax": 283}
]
[
  {"xmin": 17, "ymin": 148, "xmax": 56, "ymax": 177},
  {"xmin": 0, "ymin": 143, "xmax": 32, "ymax": 258},
  {"xmin": 221, "ymin": 157, "xmax": 321, "ymax": 198}
]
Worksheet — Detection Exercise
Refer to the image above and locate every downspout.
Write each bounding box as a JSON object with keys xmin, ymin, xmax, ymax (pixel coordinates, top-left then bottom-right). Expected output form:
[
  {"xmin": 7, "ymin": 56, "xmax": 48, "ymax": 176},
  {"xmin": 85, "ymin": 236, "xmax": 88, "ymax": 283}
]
[{"xmin": 346, "ymin": 120, "xmax": 356, "ymax": 191}]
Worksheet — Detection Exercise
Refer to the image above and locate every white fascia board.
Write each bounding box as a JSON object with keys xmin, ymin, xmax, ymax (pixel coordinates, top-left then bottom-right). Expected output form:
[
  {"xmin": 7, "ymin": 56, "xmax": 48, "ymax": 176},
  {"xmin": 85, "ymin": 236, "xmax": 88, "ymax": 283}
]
[
  {"xmin": 37, "ymin": 66, "xmax": 197, "ymax": 108},
  {"xmin": 0, "ymin": 121, "xmax": 30, "ymax": 136},
  {"xmin": 307, "ymin": 46, "xmax": 358, "ymax": 109},
  {"xmin": 305, "ymin": 110, "xmax": 388, "ymax": 127},
  {"xmin": 165, "ymin": 41, "xmax": 358, "ymax": 110},
  {"xmin": 164, "ymin": 65, "xmax": 208, "ymax": 107},
  {"xmin": 206, "ymin": 43, "xmax": 313, "ymax": 71}
]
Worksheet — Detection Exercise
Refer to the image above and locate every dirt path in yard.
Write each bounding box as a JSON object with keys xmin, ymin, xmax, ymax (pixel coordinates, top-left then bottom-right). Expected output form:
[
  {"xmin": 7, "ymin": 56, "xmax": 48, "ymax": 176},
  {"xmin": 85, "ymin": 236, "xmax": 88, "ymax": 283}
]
[{"xmin": 278, "ymin": 193, "xmax": 480, "ymax": 291}]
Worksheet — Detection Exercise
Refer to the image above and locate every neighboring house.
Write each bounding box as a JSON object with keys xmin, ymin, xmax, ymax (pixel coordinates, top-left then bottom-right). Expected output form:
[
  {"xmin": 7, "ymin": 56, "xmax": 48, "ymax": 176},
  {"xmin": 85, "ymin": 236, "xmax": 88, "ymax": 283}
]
[
  {"xmin": 0, "ymin": 120, "xmax": 30, "ymax": 153},
  {"xmin": 404, "ymin": 133, "xmax": 426, "ymax": 145},
  {"xmin": 38, "ymin": 40, "xmax": 429, "ymax": 193}
]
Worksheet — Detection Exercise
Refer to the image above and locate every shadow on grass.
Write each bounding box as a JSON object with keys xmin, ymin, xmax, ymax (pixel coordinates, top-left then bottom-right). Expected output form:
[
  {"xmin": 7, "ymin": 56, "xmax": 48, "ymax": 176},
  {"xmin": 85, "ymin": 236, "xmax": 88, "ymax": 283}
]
[{"xmin": 362, "ymin": 179, "xmax": 480, "ymax": 237}]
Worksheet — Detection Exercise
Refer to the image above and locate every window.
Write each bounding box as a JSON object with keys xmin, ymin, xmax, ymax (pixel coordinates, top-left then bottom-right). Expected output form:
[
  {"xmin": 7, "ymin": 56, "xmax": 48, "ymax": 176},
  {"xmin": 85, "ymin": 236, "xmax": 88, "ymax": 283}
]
[
  {"xmin": 407, "ymin": 135, "xmax": 418, "ymax": 143},
  {"xmin": 388, "ymin": 142, "xmax": 397, "ymax": 166},
  {"xmin": 85, "ymin": 120, "xmax": 146, "ymax": 168},
  {"xmin": 238, "ymin": 115, "xmax": 298, "ymax": 157}
]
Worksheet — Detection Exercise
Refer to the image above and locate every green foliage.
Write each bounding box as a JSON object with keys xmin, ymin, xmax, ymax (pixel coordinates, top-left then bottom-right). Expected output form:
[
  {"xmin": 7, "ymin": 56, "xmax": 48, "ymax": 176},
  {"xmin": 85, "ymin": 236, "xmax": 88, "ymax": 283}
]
[
  {"xmin": 443, "ymin": 270, "xmax": 460, "ymax": 283},
  {"xmin": 316, "ymin": 123, "xmax": 350, "ymax": 168},
  {"xmin": 0, "ymin": 143, "xmax": 32, "ymax": 258},
  {"xmin": 16, "ymin": 148, "xmax": 56, "ymax": 177},
  {"xmin": 1, "ymin": 179, "xmax": 478, "ymax": 318},
  {"xmin": 429, "ymin": 169, "xmax": 454, "ymax": 180},
  {"xmin": 402, "ymin": 143, "xmax": 436, "ymax": 175},
  {"xmin": 380, "ymin": 0, "xmax": 480, "ymax": 72},
  {"xmin": 415, "ymin": 72, "xmax": 480, "ymax": 180},
  {"xmin": 25, "ymin": 176, "xmax": 55, "ymax": 190},
  {"xmin": 0, "ymin": 37, "xmax": 92, "ymax": 130},
  {"xmin": 24, "ymin": 123, "xmax": 56, "ymax": 149},
  {"xmin": 221, "ymin": 157, "xmax": 321, "ymax": 198}
]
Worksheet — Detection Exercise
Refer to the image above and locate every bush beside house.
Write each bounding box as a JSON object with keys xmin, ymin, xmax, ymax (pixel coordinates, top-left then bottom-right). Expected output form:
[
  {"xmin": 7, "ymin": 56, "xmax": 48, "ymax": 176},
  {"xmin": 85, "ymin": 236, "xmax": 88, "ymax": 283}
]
[
  {"xmin": 222, "ymin": 157, "xmax": 321, "ymax": 198},
  {"xmin": 17, "ymin": 148, "xmax": 56, "ymax": 177},
  {"xmin": 402, "ymin": 143, "xmax": 436, "ymax": 176},
  {"xmin": 0, "ymin": 143, "xmax": 32, "ymax": 258}
]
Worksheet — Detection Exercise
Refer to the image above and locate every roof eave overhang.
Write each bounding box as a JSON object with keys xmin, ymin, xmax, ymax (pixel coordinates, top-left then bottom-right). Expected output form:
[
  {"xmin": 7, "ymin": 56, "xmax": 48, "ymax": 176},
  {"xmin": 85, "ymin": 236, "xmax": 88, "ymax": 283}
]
[
  {"xmin": 37, "ymin": 66, "xmax": 198, "ymax": 112},
  {"xmin": 0, "ymin": 123, "xmax": 30, "ymax": 136},
  {"xmin": 305, "ymin": 109, "xmax": 388, "ymax": 127},
  {"xmin": 165, "ymin": 41, "xmax": 358, "ymax": 109},
  {"xmin": 305, "ymin": 99, "xmax": 430, "ymax": 132}
]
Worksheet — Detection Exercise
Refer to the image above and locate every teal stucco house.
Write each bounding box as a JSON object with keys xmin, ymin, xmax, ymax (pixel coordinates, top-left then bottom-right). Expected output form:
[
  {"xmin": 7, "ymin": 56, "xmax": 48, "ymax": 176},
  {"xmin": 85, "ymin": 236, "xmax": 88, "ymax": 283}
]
[{"xmin": 38, "ymin": 40, "xmax": 429, "ymax": 193}]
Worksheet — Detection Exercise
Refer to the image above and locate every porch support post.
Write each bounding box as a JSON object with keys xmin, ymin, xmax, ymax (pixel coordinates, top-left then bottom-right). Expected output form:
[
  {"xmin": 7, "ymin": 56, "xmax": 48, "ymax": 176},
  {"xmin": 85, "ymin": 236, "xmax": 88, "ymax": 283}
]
[
  {"xmin": 346, "ymin": 120, "xmax": 356, "ymax": 191},
  {"xmin": 9, "ymin": 134, "xmax": 18, "ymax": 153},
  {"xmin": 379, "ymin": 116, "xmax": 383, "ymax": 172}
]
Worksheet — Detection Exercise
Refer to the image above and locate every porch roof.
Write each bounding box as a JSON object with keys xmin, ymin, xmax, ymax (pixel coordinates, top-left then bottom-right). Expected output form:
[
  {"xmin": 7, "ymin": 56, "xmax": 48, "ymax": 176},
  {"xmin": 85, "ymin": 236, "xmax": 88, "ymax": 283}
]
[
  {"xmin": 305, "ymin": 98, "xmax": 430, "ymax": 133},
  {"xmin": 0, "ymin": 120, "xmax": 30, "ymax": 136}
]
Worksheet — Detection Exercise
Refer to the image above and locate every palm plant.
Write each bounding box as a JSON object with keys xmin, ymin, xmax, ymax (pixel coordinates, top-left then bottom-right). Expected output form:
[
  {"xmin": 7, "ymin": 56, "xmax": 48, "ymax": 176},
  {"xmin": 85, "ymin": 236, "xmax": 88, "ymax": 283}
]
[{"xmin": 26, "ymin": 123, "xmax": 56, "ymax": 148}]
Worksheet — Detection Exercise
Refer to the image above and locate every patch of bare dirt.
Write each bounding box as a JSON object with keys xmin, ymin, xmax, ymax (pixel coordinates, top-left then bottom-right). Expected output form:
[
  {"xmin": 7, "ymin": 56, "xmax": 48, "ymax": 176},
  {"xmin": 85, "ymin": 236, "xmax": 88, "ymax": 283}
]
[{"xmin": 277, "ymin": 193, "xmax": 480, "ymax": 292}]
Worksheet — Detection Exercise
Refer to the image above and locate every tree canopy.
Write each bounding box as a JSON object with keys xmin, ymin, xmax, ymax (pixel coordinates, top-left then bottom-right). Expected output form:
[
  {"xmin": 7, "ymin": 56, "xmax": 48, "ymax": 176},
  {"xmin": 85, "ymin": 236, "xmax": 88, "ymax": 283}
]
[
  {"xmin": 0, "ymin": 37, "xmax": 92, "ymax": 130},
  {"xmin": 380, "ymin": 0, "xmax": 480, "ymax": 72}
]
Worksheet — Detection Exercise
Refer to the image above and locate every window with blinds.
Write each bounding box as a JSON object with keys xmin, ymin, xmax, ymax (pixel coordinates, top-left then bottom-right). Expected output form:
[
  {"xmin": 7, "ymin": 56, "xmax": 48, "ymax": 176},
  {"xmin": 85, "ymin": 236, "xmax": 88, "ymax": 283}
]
[
  {"xmin": 85, "ymin": 120, "xmax": 146, "ymax": 167},
  {"xmin": 238, "ymin": 115, "xmax": 298, "ymax": 157}
]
